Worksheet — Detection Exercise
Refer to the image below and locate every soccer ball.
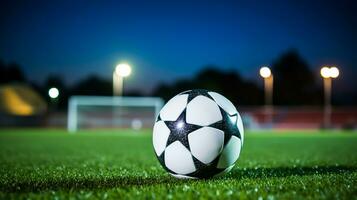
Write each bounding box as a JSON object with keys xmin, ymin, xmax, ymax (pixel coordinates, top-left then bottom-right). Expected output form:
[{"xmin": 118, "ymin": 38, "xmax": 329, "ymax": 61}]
[{"xmin": 152, "ymin": 89, "xmax": 244, "ymax": 179}]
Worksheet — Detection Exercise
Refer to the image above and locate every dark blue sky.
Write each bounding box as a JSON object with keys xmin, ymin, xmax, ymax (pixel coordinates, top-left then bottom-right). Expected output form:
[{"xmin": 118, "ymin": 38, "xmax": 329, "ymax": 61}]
[{"xmin": 0, "ymin": 0, "xmax": 356, "ymax": 94}]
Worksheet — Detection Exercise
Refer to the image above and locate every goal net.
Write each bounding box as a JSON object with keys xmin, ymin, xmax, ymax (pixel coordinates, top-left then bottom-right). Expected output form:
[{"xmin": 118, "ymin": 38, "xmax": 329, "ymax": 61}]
[{"xmin": 67, "ymin": 96, "xmax": 164, "ymax": 132}]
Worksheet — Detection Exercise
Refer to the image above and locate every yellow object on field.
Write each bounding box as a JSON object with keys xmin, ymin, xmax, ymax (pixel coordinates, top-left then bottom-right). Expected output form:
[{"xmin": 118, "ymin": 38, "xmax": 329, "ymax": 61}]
[{"xmin": 0, "ymin": 84, "xmax": 47, "ymax": 116}]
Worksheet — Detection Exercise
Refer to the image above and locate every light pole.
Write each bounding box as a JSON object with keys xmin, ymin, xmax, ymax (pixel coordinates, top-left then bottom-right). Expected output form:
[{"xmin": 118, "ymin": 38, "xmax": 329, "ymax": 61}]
[
  {"xmin": 113, "ymin": 63, "xmax": 132, "ymax": 96},
  {"xmin": 320, "ymin": 66, "xmax": 339, "ymax": 128},
  {"xmin": 259, "ymin": 66, "xmax": 273, "ymax": 124}
]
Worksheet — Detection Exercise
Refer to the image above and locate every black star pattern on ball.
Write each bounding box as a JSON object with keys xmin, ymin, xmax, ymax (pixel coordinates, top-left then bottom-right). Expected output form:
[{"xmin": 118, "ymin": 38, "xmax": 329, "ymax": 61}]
[
  {"xmin": 155, "ymin": 114, "xmax": 162, "ymax": 122},
  {"xmin": 188, "ymin": 155, "xmax": 225, "ymax": 178},
  {"xmin": 163, "ymin": 109, "xmax": 202, "ymax": 151},
  {"xmin": 180, "ymin": 89, "xmax": 214, "ymax": 103},
  {"xmin": 209, "ymin": 107, "xmax": 241, "ymax": 145}
]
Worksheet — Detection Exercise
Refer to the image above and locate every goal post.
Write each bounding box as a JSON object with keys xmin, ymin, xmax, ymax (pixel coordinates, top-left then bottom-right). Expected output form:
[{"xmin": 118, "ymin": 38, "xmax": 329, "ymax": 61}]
[{"xmin": 67, "ymin": 96, "xmax": 164, "ymax": 133}]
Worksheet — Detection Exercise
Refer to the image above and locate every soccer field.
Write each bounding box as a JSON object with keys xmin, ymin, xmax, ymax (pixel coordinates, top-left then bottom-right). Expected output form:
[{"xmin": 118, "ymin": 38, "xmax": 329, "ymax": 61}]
[{"xmin": 0, "ymin": 129, "xmax": 356, "ymax": 199}]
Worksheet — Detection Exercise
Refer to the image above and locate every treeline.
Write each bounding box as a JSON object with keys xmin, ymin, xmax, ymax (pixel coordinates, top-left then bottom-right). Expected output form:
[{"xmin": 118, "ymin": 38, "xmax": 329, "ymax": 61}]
[
  {"xmin": 0, "ymin": 50, "xmax": 338, "ymax": 109},
  {"xmin": 152, "ymin": 50, "xmax": 323, "ymax": 105}
]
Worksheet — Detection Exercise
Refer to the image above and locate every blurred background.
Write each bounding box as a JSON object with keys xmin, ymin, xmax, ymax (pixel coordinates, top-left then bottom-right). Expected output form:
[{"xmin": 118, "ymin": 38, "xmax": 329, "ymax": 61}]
[{"xmin": 0, "ymin": 0, "xmax": 356, "ymax": 131}]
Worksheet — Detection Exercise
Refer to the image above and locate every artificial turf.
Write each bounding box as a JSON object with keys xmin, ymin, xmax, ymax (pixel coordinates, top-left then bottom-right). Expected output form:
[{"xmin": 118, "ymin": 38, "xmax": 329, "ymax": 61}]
[{"xmin": 0, "ymin": 129, "xmax": 356, "ymax": 199}]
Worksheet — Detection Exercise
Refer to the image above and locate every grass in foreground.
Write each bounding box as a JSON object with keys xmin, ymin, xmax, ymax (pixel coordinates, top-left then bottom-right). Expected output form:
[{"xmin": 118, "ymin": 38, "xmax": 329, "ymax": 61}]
[{"xmin": 0, "ymin": 129, "xmax": 356, "ymax": 199}]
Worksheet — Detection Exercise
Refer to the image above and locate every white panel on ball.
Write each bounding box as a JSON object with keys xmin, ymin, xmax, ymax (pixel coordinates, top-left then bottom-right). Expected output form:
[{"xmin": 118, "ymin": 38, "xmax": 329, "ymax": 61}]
[
  {"xmin": 160, "ymin": 94, "xmax": 188, "ymax": 121},
  {"xmin": 217, "ymin": 136, "xmax": 241, "ymax": 169},
  {"xmin": 165, "ymin": 141, "xmax": 196, "ymax": 174},
  {"xmin": 208, "ymin": 92, "xmax": 237, "ymax": 115},
  {"xmin": 186, "ymin": 96, "xmax": 222, "ymax": 126},
  {"xmin": 152, "ymin": 121, "xmax": 171, "ymax": 156},
  {"xmin": 237, "ymin": 112, "xmax": 244, "ymax": 145},
  {"xmin": 188, "ymin": 127, "xmax": 224, "ymax": 164}
]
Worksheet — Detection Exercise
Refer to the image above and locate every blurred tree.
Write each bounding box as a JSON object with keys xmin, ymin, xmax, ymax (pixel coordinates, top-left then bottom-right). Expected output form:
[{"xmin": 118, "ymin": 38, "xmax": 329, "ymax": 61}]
[
  {"xmin": 0, "ymin": 60, "xmax": 5, "ymax": 82},
  {"xmin": 153, "ymin": 78, "xmax": 195, "ymax": 101},
  {"xmin": 272, "ymin": 50, "xmax": 322, "ymax": 105},
  {"xmin": 194, "ymin": 67, "xmax": 263, "ymax": 105},
  {"xmin": 71, "ymin": 75, "xmax": 112, "ymax": 96},
  {"xmin": 0, "ymin": 60, "xmax": 26, "ymax": 84},
  {"xmin": 153, "ymin": 67, "xmax": 263, "ymax": 105}
]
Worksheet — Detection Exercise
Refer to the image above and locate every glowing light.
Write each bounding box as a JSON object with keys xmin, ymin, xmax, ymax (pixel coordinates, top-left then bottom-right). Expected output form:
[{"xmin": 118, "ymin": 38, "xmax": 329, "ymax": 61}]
[
  {"xmin": 320, "ymin": 67, "xmax": 331, "ymax": 78},
  {"xmin": 330, "ymin": 67, "xmax": 339, "ymax": 78},
  {"xmin": 48, "ymin": 87, "xmax": 59, "ymax": 99},
  {"xmin": 259, "ymin": 66, "xmax": 271, "ymax": 78},
  {"xmin": 115, "ymin": 63, "xmax": 132, "ymax": 77},
  {"xmin": 176, "ymin": 121, "xmax": 184, "ymax": 129},
  {"xmin": 320, "ymin": 66, "xmax": 339, "ymax": 79}
]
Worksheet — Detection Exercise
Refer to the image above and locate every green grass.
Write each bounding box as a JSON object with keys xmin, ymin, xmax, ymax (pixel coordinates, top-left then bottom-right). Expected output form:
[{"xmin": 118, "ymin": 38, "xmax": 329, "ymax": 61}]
[{"xmin": 0, "ymin": 129, "xmax": 356, "ymax": 199}]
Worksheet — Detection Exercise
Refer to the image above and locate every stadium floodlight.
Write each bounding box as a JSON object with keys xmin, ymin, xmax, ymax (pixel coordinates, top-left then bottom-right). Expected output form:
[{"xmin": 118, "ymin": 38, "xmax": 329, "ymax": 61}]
[
  {"xmin": 113, "ymin": 63, "xmax": 132, "ymax": 96},
  {"xmin": 329, "ymin": 67, "xmax": 339, "ymax": 78},
  {"xmin": 320, "ymin": 66, "xmax": 339, "ymax": 79},
  {"xmin": 48, "ymin": 87, "xmax": 59, "ymax": 99},
  {"xmin": 320, "ymin": 66, "xmax": 339, "ymax": 128},
  {"xmin": 320, "ymin": 67, "xmax": 331, "ymax": 78},
  {"xmin": 259, "ymin": 66, "xmax": 271, "ymax": 78},
  {"xmin": 67, "ymin": 96, "xmax": 164, "ymax": 133},
  {"xmin": 115, "ymin": 63, "xmax": 132, "ymax": 77},
  {"xmin": 259, "ymin": 66, "xmax": 273, "ymax": 124}
]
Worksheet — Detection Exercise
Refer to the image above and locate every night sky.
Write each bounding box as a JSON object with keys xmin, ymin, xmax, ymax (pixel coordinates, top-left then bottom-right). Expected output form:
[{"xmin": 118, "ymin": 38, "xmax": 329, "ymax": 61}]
[{"xmin": 0, "ymin": 0, "xmax": 356, "ymax": 94}]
